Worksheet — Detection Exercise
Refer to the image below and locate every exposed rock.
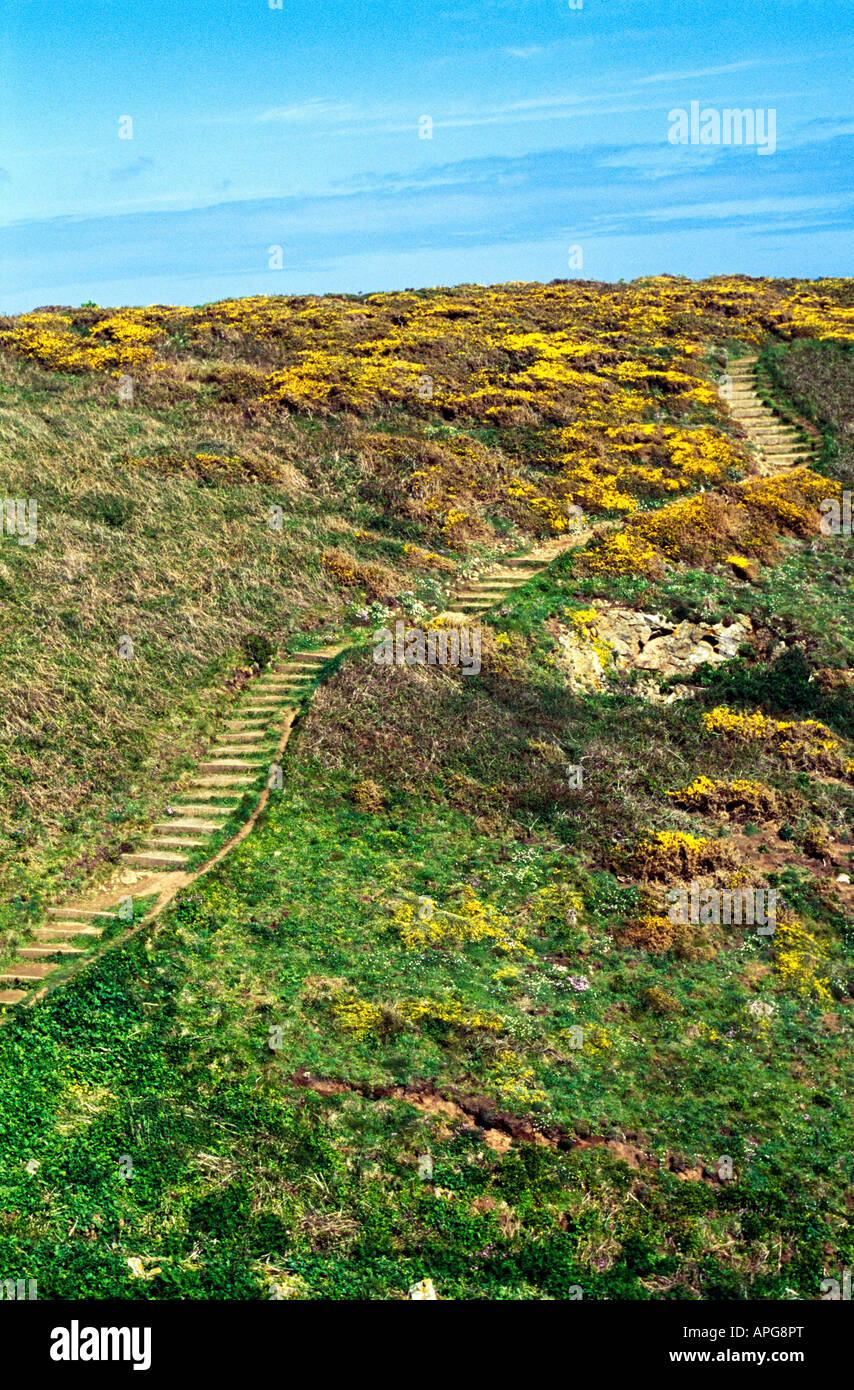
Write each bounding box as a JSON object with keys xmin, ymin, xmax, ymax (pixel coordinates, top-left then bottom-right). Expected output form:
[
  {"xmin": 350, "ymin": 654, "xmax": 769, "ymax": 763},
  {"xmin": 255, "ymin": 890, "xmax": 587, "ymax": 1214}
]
[{"xmin": 552, "ymin": 603, "xmax": 752, "ymax": 696}]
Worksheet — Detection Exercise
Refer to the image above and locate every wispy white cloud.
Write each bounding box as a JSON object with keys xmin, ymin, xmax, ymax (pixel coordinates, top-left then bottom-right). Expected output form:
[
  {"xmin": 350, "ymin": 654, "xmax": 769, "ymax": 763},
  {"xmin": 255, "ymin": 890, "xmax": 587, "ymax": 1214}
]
[
  {"xmin": 636, "ymin": 60, "xmax": 768, "ymax": 85},
  {"xmin": 256, "ymin": 99, "xmax": 352, "ymax": 124},
  {"xmin": 504, "ymin": 46, "xmax": 544, "ymax": 60}
]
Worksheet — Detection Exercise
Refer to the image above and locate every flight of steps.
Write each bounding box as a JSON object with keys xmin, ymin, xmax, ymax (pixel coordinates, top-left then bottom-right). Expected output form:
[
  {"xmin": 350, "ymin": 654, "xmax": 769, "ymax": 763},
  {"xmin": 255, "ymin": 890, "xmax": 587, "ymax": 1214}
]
[
  {"xmin": 0, "ymin": 645, "xmax": 345, "ymax": 1007},
  {"xmin": 448, "ymin": 533, "xmax": 595, "ymax": 618},
  {"xmin": 726, "ymin": 357, "xmax": 818, "ymax": 473},
  {"xmin": 0, "ymin": 909, "xmax": 113, "ymax": 1005},
  {"xmin": 119, "ymin": 646, "xmax": 345, "ymax": 872},
  {"xmin": 1, "ymin": 536, "xmax": 589, "ymax": 1012}
]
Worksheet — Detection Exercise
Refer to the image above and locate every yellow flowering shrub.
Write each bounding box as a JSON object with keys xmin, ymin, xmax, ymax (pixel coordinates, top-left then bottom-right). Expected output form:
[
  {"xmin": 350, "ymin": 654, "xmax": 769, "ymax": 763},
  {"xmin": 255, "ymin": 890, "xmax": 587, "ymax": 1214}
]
[
  {"xmin": 322, "ymin": 549, "xmax": 397, "ymax": 599},
  {"xmin": 527, "ymin": 882, "xmax": 585, "ymax": 934},
  {"xmin": 612, "ymin": 829, "xmax": 736, "ymax": 880},
  {"xmin": 702, "ymin": 708, "xmax": 849, "ymax": 775},
  {"xmin": 398, "ymin": 996, "xmax": 504, "ymax": 1033},
  {"xmin": 774, "ymin": 918, "xmax": 831, "ymax": 1001},
  {"xmin": 578, "ymin": 528, "xmax": 663, "ymax": 578},
  {"xmin": 331, "ymin": 986, "xmax": 503, "ymax": 1038},
  {"xmin": 394, "ymin": 885, "xmax": 530, "ymax": 956},
  {"xmin": 2, "ymin": 277, "xmax": 851, "ymax": 556},
  {"xmin": 485, "ymin": 1049, "xmax": 547, "ymax": 1107},
  {"xmin": 667, "ymin": 776, "xmax": 780, "ymax": 820},
  {"xmin": 579, "ymin": 471, "xmax": 841, "ymax": 577},
  {"xmin": 332, "ymin": 995, "xmax": 385, "ymax": 1038}
]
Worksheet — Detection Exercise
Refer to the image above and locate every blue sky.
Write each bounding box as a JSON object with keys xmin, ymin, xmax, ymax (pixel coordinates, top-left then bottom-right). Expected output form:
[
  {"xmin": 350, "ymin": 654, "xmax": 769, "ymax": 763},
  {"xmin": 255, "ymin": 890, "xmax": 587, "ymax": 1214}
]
[{"xmin": 0, "ymin": 0, "xmax": 852, "ymax": 310}]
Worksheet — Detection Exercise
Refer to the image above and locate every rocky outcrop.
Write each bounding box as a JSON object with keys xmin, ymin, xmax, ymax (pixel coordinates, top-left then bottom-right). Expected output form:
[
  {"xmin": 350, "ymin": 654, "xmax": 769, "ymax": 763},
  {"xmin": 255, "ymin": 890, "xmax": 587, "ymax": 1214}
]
[{"xmin": 553, "ymin": 604, "xmax": 752, "ymax": 695}]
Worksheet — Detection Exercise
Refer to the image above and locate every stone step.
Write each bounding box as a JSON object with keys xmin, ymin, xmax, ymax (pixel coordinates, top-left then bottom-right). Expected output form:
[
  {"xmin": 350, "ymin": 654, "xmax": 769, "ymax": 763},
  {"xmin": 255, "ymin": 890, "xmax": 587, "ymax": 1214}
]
[
  {"xmin": 167, "ymin": 800, "xmax": 233, "ymax": 813},
  {"xmin": 762, "ymin": 447, "xmax": 813, "ymax": 456},
  {"xmin": 190, "ymin": 775, "xmax": 256, "ymax": 788},
  {"xmin": 33, "ymin": 925, "xmax": 102, "ymax": 940},
  {"xmin": 223, "ymin": 706, "xmax": 287, "ymax": 717},
  {"xmin": 755, "ymin": 438, "xmax": 806, "ymax": 447},
  {"xmin": 140, "ymin": 835, "xmax": 206, "ymax": 851},
  {"xmin": 256, "ymin": 676, "xmax": 311, "ymax": 687},
  {"xmin": 152, "ymin": 818, "xmax": 226, "ymax": 834},
  {"xmin": 276, "ymin": 653, "xmax": 335, "ymax": 665},
  {"xmin": 0, "ymin": 964, "xmax": 53, "ymax": 981},
  {"xmin": 121, "ymin": 850, "xmax": 189, "ymax": 869},
  {"xmin": 218, "ymin": 732, "xmax": 270, "ymax": 743},
  {"xmin": 47, "ymin": 907, "xmax": 113, "ymax": 920},
  {"xmin": 251, "ymin": 690, "xmax": 307, "ymax": 701},
  {"xmin": 234, "ymin": 704, "xmax": 285, "ymax": 715},
  {"xmin": 212, "ymin": 744, "xmax": 268, "ymax": 757},
  {"xmin": 209, "ymin": 747, "xmax": 270, "ymax": 760},
  {"xmin": 0, "ymin": 990, "xmax": 28, "ymax": 1005},
  {"xmin": 19, "ymin": 944, "xmax": 85, "ymax": 958},
  {"xmin": 198, "ymin": 759, "xmax": 263, "ymax": 774}
]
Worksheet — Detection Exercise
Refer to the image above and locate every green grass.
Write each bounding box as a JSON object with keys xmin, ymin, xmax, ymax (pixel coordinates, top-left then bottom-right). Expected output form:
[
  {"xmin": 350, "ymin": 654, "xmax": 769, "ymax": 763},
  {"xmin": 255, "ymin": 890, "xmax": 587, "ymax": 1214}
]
[
  {"xmin": 0, "ymin": 320, "xmax": 851, "ymax": 1301},
  {"xmin": 0, "ymin": 356, "xmax": 502, "ymax": 923},
  {"xmin": 0, "ymin": 743, "xmax": 849, "ymax": 1299},
  {"xmin": 0, "ymin": 518, "xmax": 852, "ymax": 1298}
]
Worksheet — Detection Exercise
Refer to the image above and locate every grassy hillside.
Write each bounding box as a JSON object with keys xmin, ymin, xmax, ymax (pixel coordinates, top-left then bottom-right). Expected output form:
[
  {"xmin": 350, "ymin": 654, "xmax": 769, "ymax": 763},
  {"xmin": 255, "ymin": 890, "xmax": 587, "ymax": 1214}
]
[
  {"xmin": 1, "ymin": 275, "xmax": 851, "ymax": 921},
  {"xmin": 0, "ymin": 277, "xmax": 852, "ymax": 1299}
]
